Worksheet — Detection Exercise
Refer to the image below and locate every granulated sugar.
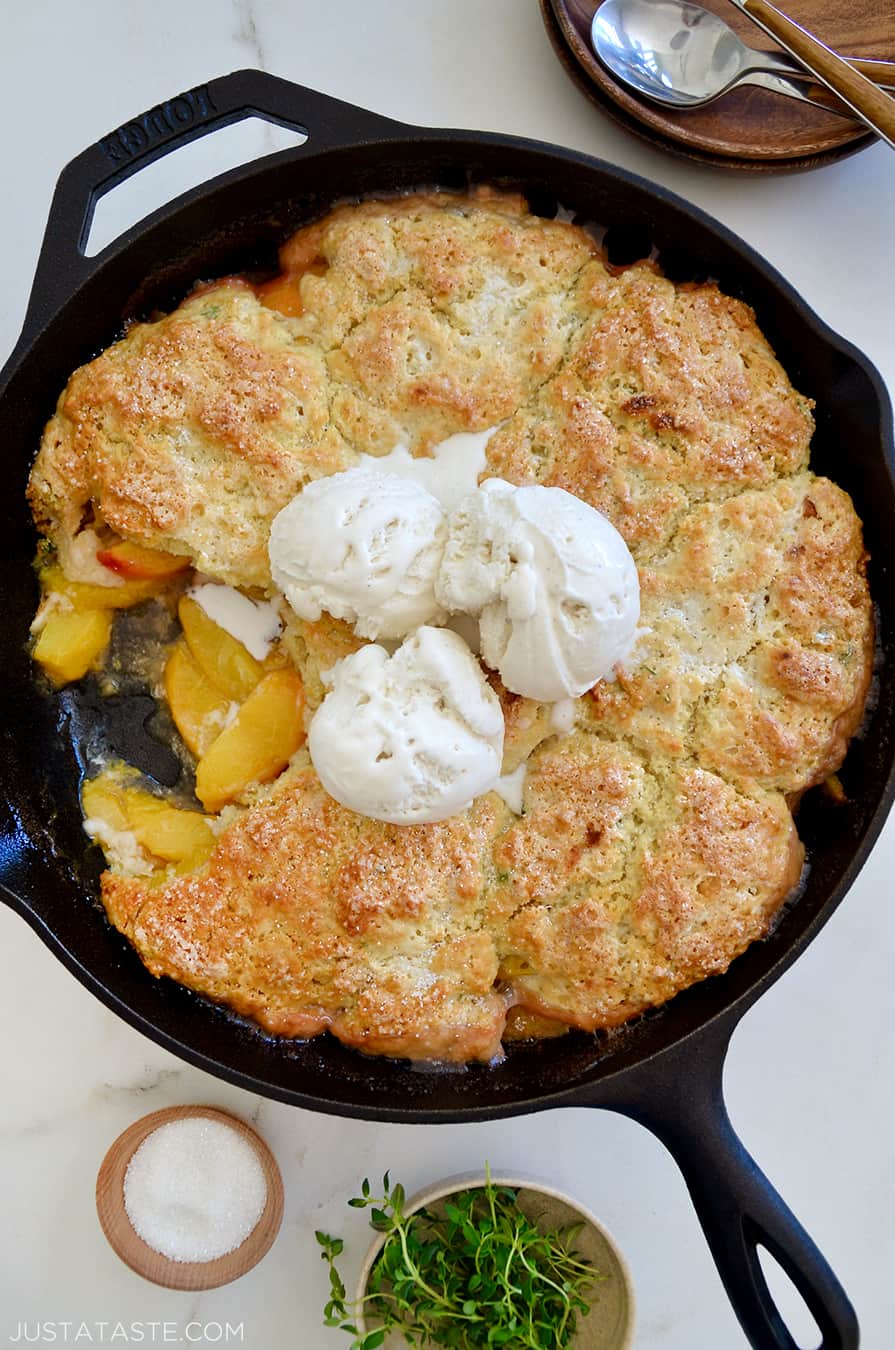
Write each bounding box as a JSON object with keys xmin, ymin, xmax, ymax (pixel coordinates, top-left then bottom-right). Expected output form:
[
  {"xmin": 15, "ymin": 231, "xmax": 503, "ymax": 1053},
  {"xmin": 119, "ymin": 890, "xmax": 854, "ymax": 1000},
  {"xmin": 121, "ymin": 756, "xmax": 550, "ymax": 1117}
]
[{"xmin": 123, "ymin": 1116, "xmax": 267, "ymax": 1263}]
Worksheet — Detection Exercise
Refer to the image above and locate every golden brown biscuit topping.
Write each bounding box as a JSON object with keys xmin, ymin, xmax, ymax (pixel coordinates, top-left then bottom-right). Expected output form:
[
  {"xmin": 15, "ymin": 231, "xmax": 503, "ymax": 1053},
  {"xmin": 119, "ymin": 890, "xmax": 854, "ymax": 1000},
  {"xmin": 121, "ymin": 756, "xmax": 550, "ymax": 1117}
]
[{"xmin": 27, "ymin": 193, "xmax": 872, "ymax": 1062}]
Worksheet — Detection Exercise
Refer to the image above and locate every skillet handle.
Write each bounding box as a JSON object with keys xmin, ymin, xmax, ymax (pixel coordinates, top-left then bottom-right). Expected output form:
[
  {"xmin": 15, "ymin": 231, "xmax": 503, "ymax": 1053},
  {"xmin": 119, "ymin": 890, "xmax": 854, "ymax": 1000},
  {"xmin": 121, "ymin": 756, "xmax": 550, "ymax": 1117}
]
[
  {"xmin": 21, "ymin": 69, "xmax": 403, "ymax": 339},
  {"xmin": 603, "ymin": 1020, "xmax": 858, "ymax": 1349}
]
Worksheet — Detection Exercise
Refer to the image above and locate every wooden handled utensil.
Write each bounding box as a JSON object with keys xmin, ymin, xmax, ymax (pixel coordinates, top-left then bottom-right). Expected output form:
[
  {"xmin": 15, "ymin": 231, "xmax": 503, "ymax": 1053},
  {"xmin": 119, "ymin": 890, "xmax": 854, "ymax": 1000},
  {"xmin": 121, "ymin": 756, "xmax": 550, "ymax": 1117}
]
[{"xmin": 727, "ymin": 0, "xmax": 895, "ymax": 148}]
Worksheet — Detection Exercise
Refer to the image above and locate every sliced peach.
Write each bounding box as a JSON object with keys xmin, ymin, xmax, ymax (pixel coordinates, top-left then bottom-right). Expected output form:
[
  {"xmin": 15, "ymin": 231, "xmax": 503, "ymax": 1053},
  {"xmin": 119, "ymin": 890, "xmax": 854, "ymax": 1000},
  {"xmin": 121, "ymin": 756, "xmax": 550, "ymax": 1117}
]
[
  {"xmin": 97, "ymin": 539, "xmax": 191, "ymax": 580},
  {"xmin": 257, "ymin": 276, "xmax": 305, "ymax": 317},
  {"xmin": 178, "ymin": 595, "xmax": 264, "ymax": 702},
  {"xmin": 125, "ymin": 792, "xmax": 216, "ymax": 868},
  {"xmin": 164, "ymin": 639, "xmax": 234, "ymax": 758},
  {"xmin": 503, "ymin": 1007, "xmax": 569, "ymax": 1041},
  {"xmin": 81, "ymin": 774, "xmax": 130, "ymax": 833},
  {"xmin": 82, "ymin": 770, "xmax": 216, "ymax": 873},
  {"xmin": 32, "ymin": 607, "xmax": 113, "ymax": 684},
  {"xmin": 195, "ymin": 668, "xmax": 305, "ymax": 812},
  {"xmin": 257, "ymin": 259, "xmax": 327, "ymax": 316},
  {"xmin": 39, "ymin": 563, "xmax": 169, "ymax": 611}
]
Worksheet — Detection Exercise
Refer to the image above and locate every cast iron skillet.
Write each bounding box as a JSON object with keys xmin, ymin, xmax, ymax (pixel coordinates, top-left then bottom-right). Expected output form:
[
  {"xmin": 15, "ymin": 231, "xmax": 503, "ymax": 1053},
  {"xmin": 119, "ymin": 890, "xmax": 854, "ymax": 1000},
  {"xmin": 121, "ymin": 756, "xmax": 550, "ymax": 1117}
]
[{"xmin": 1, "ymin": 70, "xmax": 893, "ymax": 1349}]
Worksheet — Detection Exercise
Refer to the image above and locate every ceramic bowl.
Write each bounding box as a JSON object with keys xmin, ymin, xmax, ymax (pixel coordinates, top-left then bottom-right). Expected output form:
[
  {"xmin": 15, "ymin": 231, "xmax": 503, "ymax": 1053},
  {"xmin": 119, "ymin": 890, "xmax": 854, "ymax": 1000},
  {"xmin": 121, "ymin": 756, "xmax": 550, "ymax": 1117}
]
[{"xmin": 354, "ymin": 1172, "xmax": 635, "ymax": 1350}]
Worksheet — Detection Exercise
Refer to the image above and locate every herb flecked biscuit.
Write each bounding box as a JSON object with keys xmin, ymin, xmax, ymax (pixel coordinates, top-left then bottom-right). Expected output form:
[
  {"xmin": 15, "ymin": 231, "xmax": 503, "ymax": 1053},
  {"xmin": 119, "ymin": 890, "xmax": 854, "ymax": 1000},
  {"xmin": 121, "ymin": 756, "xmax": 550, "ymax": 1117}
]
[{"xmin": 28, "ymin": 193, "xmax": 872, "ymax": 1062}]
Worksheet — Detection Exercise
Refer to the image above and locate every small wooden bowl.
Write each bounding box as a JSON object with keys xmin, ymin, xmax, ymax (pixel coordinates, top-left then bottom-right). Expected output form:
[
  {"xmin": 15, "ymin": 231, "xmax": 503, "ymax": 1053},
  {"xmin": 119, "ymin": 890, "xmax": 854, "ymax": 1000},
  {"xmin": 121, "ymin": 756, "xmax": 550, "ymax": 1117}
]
[
  {"xmin": 354, "ymin": 1173, "xmax": 636, "ymax": 1350},
  {"xmin": 96, "ymin": 1105, "xmax": 284, "ymax": 1291}
]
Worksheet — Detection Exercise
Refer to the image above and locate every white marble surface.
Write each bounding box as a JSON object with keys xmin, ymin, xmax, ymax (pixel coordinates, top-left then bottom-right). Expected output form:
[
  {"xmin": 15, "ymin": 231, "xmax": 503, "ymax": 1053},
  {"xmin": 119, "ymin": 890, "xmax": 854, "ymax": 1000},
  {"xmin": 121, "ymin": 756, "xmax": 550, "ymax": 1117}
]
[{"xmin": 1, "ymin": 2, "xmax": 894, "ymax": 1347}]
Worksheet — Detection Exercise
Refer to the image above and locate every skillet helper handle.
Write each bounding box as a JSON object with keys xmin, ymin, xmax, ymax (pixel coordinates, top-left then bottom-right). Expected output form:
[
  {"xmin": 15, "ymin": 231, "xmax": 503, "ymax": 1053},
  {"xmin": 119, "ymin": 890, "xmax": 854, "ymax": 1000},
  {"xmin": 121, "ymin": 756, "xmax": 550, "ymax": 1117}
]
[
  {"xmin": 22, "ymin": 69, "xmax": 402, "ymax": 337},
  {"xmin": 728, "ymin": 0, "xmax": 895, "ymax": 148},
  {"xmin": 606, "ymin": 1025, "xmax": 858, "ymax": 1349}
]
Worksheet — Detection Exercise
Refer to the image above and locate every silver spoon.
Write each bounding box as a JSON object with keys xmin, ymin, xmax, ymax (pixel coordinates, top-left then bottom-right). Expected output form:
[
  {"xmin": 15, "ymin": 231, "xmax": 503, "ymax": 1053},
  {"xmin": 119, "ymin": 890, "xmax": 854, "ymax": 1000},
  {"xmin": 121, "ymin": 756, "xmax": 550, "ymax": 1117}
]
[{"xmin": 591, "ymin": 0, "xmax": 895, "ymax": 123}]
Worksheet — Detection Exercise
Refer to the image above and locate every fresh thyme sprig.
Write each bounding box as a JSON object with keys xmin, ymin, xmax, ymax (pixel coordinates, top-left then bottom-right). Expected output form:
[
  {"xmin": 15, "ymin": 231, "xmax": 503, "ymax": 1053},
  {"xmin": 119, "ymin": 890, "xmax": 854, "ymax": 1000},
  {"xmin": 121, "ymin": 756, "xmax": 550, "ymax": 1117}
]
[{"xmin": 316, "ymin": 1169, "xmax": 602, "ymax": 1349}]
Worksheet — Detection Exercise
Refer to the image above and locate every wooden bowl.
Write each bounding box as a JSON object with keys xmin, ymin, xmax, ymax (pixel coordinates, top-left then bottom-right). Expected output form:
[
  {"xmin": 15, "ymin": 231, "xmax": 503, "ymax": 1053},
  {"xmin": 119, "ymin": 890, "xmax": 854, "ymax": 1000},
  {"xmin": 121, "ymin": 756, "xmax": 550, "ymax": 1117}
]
[
  {"xmin": 541, "ymin": 0, "xmax": 893, "ymax": 171},
  {"xmin": 96, "ymin": 1105, "xmax": 284, "ymax": 1291},
  {"xmin": 353, "ymin": 1172, "xmax": 636, "ymax": 1350}
]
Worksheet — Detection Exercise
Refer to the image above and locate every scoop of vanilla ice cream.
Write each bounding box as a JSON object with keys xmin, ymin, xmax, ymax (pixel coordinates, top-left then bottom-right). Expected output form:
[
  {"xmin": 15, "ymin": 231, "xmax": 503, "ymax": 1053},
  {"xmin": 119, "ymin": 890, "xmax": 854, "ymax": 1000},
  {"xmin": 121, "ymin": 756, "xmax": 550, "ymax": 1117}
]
[
  {"xmin": 268, "ymin": 469, "xmax": 447, "ymax": 640},
  {"xmin": 308, "ymin": 626, "xmax": 504, "ymax": 824},
  {"xmin": 436, "ymin": 479, "xmax": 640, "ymax": 701}
]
